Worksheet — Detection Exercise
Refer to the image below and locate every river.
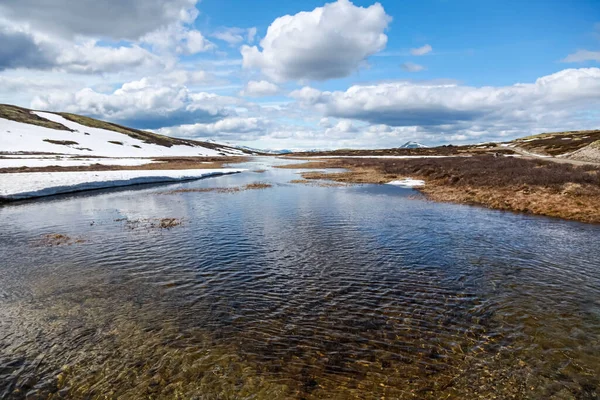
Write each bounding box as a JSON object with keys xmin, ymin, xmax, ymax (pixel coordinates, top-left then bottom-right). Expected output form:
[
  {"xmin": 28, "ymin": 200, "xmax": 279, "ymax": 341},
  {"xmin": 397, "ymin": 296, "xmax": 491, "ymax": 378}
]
[{"xmin": 1, "ymin": 157, "xmax": 599, "ymax": 399}]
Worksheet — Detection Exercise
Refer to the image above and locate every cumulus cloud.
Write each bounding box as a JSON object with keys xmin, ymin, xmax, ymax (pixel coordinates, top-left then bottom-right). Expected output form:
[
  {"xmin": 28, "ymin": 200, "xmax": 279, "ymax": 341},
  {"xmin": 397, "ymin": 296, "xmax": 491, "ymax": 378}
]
[
  {"xmin": 31, "ymin": 78, "xmax": 239, "ymax": 129},
  {"xmin": 410, "ymin": 44, "xmax": 432, "ymax": 56},
  {"xmin": 562, "ymin": 49, "xmax": 600, "ymax": 63},
  {"xmin": 241, "ymin": 0, "xmax": 391, "ymax": 81},
  {"xmin": 239, "ymin": 80, "xmax": 280, "ymax": 97},
  {"xmin": 400, "ymin": 62, "xmax": 425, "ymax": 72},
  {"xmin": 291, "ymin": 68, "xmax": 600, "ymax": 132},
  {"xmin": 56, "ymin": 41, "xmax": 162, "ymax": 74},
  {"xmin": 0, "ymin": 0, "xmax": 199, "ymax": 40},
  {"xmin": 142, "ymin": 25, "xmax": 215, "ymax": 55},
  {"xmin": 158, "ymin": 117, "xmax": 270, "ymax": 140}
]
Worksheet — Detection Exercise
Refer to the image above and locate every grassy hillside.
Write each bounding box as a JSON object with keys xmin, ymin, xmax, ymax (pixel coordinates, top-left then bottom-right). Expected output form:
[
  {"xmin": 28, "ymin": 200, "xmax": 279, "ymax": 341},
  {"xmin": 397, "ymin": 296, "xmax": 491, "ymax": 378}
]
[
  {"xmin": 0, "ymin": 104, "xmax": 72, "ymax": 132},
  {"xmin": 512, "ymin": 129, "xmax": 600, "ymax": 156}
]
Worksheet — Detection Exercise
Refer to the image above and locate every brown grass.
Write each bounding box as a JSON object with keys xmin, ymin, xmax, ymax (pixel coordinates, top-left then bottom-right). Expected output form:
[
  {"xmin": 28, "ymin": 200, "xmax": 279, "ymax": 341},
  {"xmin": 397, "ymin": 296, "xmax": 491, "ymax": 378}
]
[
  {"xmin": 0, "ymin": 104, "xmax": 72, "ymax": 131},
  {"xmin": 515, "ymin": 130, "xmax": 600, "ymax": 156},
  {"xmin": 35, "ymin": 233, "xmax": 85, "ymax": 246},
  {"xmin": 162, "ymin": 182, "xmax": 272, "ymax": 195},
  {"xmin": 285, "ymin": 156, "xmax": 600, "ymax": 223},
  {"xmin": 0, "ymin": 157, "xmax": 246, "ymax": 174},
  {"xmin": 244, "ymin": 182, "xmax": 272, "ymax": 190},
  {"xmin": 287, "ymin": 145, "xmax": 515, "ymax": 158},
  {"xmin": 43, "ymin": 139, "xmax": 79, "ymax": 146},
  {"xmin": 289, "ymin": 179, "xmax": 349, "ymax": 187},
  {"xmin": 159, "ymin": 218, "xmax": 183, "ymax": 229},
  {"xmin": 116, "ymin": 218, "xmax": 184, "ymax": 230}
]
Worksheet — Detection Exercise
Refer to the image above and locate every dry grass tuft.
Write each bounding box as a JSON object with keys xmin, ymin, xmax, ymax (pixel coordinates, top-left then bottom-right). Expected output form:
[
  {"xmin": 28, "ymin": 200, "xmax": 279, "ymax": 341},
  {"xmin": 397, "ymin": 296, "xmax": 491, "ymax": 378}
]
[
  {"xmin": 289, "ymin": 179, "xmax": 349, "ymax": 187},
  {"xmin": 159, "ymin": 218, "xmax": 183, "ymax": 229},
  {"xmin": 161, "ymin": 182, "xmax": 272, "ymax": 195},
  {"xmin": 252, "ymin": 169, "xmax": 267, "ymax": 173},
  {"xmin": 36, "ymin": 233, "xmax": 85, "ymax": 246},
  {"xmin": 244, "ymin": 182, "xmax": 272, "ymax": 190},
  {"xmin": 43, "ymin": 139, "xmax": 79, "ymax": 146},
  {"xmin": 116, "ymin": 218, "xmax": 184, "ymax": 230}
]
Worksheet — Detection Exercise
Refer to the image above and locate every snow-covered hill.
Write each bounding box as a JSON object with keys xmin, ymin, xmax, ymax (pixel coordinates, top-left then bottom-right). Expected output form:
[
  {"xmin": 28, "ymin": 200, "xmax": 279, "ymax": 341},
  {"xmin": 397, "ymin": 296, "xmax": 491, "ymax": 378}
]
[
  {"xmin": 400, "ymin": 141, "xmax": 428, "ymax": 149},
  {"xmin": 0, "ymin": 104, "xmax": 248, "ymax": 157}
]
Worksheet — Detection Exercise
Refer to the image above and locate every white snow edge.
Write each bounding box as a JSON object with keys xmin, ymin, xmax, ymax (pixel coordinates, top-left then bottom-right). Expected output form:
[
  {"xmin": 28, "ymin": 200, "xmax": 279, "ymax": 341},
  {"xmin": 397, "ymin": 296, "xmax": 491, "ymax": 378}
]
[
  {"xmin": 0, "ymin": 168, "xmax": 245, "ymax": 201},
  {"xmin": 386, "ymin": 178, "xmax": 425, "ymax": 188}
]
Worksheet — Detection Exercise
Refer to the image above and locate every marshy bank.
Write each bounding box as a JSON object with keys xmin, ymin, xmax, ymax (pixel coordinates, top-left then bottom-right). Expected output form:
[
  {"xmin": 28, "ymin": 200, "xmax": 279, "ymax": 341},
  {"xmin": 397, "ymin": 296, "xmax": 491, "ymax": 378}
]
[{"xmin": 278, "ymin": 155, "xmax": 600, "ymax": 223}]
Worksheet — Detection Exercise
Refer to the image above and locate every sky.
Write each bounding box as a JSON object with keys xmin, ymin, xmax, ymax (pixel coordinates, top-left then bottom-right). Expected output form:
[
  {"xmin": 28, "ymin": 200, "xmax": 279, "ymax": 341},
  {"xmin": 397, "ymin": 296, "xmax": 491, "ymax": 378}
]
[{"xmin": 0, "ymin": 0, "xmax": 599, "ymax": 150}]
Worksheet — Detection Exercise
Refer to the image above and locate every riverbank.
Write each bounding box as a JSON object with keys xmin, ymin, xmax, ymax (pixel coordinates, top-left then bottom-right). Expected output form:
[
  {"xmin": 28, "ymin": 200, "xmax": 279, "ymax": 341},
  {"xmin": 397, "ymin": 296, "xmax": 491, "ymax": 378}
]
[
  {"xmin": 279, "ymin": 155, "xmax": 600, "ymax": 224},
  {"xmin": 0, "ymin": 156, "xmax": 247, "ymax": 173},
  {"xmin": 0, "ymin": 168, "xmax": 245, "ymax": 201}
]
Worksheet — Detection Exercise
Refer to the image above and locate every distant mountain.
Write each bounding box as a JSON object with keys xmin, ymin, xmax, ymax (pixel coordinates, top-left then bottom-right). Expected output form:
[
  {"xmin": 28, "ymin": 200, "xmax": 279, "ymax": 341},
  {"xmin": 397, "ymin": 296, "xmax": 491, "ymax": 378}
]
[
  {"xmin": 236, "ymin": 145, "xmax": 292, "ymax": 155},
  {"xmin": 206, "ymin": 141, "xmax": 293, "ymax": 155},
  {"xmin": 0, "ymin": 104, "xmax": 253, "ymax": 157},
  {"xmin": 400, "ymin": 141, "xmax": 428, "ymax": 149}
]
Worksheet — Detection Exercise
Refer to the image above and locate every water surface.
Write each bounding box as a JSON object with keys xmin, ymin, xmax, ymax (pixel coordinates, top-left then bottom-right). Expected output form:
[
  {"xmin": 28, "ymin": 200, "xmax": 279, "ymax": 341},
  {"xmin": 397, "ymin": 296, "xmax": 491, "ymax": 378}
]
[{"xmin": 1, "ymin": 158, "xmax": 599, "ymax": 399}]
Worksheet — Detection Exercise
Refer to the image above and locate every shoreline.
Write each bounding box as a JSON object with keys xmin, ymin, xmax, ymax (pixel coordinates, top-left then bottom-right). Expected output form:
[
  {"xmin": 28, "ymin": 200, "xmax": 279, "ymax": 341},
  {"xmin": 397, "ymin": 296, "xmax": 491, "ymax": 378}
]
[
  {"xmin": 278, "ymin": 156, "xmax": 600, "ymax": 224},
  {"xmin": 0, "ymin": 168, "xmax": 245, "ymax": 202}
]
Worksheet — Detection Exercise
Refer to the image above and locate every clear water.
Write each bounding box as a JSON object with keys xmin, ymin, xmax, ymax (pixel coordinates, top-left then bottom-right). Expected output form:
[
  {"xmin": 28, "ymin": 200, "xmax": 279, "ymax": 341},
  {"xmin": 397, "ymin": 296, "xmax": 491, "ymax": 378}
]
[{"xmin": 0, "ymin": 158, "xmax": 599, "ymax": 399}]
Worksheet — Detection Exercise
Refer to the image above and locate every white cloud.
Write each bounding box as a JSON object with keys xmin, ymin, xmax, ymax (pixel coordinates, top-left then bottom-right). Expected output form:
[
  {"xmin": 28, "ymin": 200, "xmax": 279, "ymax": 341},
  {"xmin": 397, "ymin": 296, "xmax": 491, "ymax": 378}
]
[
  {"xmin": 158, "ymin": 117, "xmax": 270, "ymax": 140},
  {"xmin": 0, "ymin": 0, "xmax": 199, "ymax": 40},
  {"xmin": 241, "ymin": 0, "xmax": 391, "ymax": 81},
  {"xmin": 56, "ymin": 41, "xmax": 162, "ymax": 73},
  {"xmin": 213, "ymin": 27, "xmax": 258, "ymax": 45},
  {"xmin": 142, "ymin": 25, "xmax": 215, "ymax": 55},
  {"xmin": 247, "ymin": 27, "xmax": 257, "ymax": 44},
  {"xmin": 291, "ymin": 68, "xmax": 600, "ymax": 137},
  {"xmin": 31, "ymin": 77, "xmax": 240, "ymax": 129},
  {"xmin": 410, "ymin": 44, "xmax": 432, "ymax": 56},
  {"xmin": 562, "ymin": 49, "xmax": 600, "ymax": 63},
  {"xmin": 164, "ymin": 70, "xmax": 215, "ymax": 85},
  {"xmin": 400, "ymin": 62, "xmax": 425, "ymax": 72},
  {"xmin": 240, "ymin": 80, "xmax": 280, "ymax": 97}
]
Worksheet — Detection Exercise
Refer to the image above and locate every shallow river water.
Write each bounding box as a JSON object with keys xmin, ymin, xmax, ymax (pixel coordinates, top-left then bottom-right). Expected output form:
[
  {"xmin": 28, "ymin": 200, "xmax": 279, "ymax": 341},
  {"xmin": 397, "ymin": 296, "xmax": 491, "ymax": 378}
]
[{"xmin": 0, "ymin": 158, "xmax": 599, "ymax": 399}]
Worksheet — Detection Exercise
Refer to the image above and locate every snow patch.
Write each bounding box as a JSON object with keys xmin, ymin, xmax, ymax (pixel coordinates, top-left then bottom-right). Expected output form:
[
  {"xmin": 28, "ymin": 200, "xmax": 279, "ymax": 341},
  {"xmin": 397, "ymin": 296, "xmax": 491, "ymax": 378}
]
[
  {"xmin": 0, "ymin": 113, "xmax": 233, "ymax": 157},
  {"xmin": 0, "ymin": 157, "xmax": 159, "ymax": 169},
  {"xmin": 0, "ymin": 169, "xmax": 244, "ymax": 201},
  {"xmin": 386, "ymin": 178, "xmax": 425, "ymax": 188}
]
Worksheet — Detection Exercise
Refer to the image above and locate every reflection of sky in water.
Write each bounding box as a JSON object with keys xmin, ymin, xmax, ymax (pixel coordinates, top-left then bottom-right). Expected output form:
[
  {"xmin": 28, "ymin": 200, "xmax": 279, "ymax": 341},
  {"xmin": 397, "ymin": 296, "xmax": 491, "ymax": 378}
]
[{"xmin": 0, "ymin": 157, "xmax": 599, "ymax": 398}]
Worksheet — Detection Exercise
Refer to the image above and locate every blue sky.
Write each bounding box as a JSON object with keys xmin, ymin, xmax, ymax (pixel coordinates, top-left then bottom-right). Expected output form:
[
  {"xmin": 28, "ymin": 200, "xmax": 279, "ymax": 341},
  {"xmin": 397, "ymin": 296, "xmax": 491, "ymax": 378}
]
[{"xmin": 0, "ymin": 0, "xmax": 599, "ymax": 149}]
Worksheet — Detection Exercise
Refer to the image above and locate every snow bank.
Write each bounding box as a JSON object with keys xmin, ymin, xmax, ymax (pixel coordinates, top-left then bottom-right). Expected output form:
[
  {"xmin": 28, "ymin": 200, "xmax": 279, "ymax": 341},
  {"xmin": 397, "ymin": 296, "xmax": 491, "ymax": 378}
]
[
  {"xmin": 0, "ymin": 157, "xmax": 159, "ymax": 169},
  {"xmin": 0, "ymin": 169, "xmax": 244, "ymax": 201},
  {"xmin": 386, "ymin": 178, "xmax": 425, "ymax": 188},
  {"xmin": 0, "ymin": 112, "xmax": 236, "ymax": 157}
]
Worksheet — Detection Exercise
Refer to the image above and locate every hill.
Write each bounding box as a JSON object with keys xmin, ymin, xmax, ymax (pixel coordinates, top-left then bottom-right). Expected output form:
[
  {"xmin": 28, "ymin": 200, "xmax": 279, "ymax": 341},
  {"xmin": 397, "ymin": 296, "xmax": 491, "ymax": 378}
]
[{"xmin": 0, "ymin": 104, "xmax": 254, "ymax": 157}]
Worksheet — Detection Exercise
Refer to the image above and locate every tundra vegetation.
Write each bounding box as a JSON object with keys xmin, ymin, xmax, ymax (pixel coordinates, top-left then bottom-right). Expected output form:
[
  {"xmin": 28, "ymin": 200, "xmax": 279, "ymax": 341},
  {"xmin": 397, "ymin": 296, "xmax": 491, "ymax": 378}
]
[{"xmin": 280, "ymin": 156, "xmax": 600, "ymax": 223}]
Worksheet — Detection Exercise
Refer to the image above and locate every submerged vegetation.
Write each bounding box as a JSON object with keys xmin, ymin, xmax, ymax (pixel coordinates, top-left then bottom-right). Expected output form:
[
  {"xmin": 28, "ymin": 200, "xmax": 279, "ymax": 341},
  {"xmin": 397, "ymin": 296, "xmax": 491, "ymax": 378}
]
[
  {"xmin": 35, "ymin": 233, "xmax": 85, "ymax": 246},
  {"xmin": 162, "ymin": 182, "xmax": 273, "ymax": 195}
]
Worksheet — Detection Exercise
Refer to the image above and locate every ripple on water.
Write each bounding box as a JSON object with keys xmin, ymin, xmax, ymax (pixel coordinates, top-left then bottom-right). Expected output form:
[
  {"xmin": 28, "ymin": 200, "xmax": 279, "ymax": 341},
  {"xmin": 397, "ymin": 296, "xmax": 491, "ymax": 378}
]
[{"xmin": 0, "ymin": 158, "xmax": 599, "ymax": 399}]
